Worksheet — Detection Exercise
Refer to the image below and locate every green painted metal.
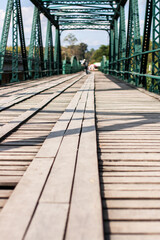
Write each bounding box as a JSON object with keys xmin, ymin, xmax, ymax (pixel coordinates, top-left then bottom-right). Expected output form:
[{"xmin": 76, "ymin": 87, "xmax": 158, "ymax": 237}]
[
  {"xmin": 109, "ymin": 28, "xmax": 114, "ymax": 73},
  {"xmin": 54, "ymin": 26, "xmax": 62, "ymax": 75},
  {"xmin": 62, "ymin": 56, "xmax": 83, "ymax": 74},
  {"xmin": 119, "ymin": 6, "xmax": 126, "ymax": 78},
  {"xmin": 11, "ymin": 0, "xmax": 19, "ymax": 83},
  {"xmin": 1, "ymin": 0, "xmax": 160, "ymax": 92},
  {"xmin": 0, "ymin": 0, "xmax": 13, "ymax": 82},
  {"xmin": 28, "ymin": 7, "xmax": 44, "ymax": 79},
  {"xmin": 100, "ymin": 55, "xmax": 109, "ymax": 74},
  {"xmin": 0, "ymin": 0, "xmax": 28, "ymax": 83},
  {"xmin": 71, "ymin": 56, "xmax": 79, "ymax": 73},
  {"xmin": 45, "ymin": 20, "xmax": 54, "ymax": 76},
  {"xmin": 17, "ymin": 0, "xmax": 29, "ymax": 80},
  {"xmin": 152, "ymin": 0, "xmax": 160, "ymax": 93},
  {"xmin": 62, "ymin": 59, "xmax": 71, "ymax": 74},
  {"xmin": 124, "ymin": 0, "xmax": 141, "ymax": 85},
  {"xmin": 113, "ymin": 19, "xmax": 118, "ymax": 75},
  {"xmin": 37, "ymin": 0, "xmax": 116, "ymax": 32},
  {"xmin": 28, "ymin": 7, "xmax": 38, "ymax": 78},
  {"xmin": 140, "ymin": 0, "xmax": 152, "ymax": 88}
]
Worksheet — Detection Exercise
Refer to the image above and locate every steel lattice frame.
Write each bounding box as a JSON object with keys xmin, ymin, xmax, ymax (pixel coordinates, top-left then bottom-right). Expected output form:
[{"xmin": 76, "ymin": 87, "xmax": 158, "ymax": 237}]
[{"xmin": 1, "ymin": 0, "xmax": 160, "ymax": 92}]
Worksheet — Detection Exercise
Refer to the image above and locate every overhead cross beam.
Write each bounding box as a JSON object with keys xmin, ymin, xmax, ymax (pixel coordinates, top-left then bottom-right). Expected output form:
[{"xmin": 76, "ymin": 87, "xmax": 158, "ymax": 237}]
[
  {"xmin": 29, "ymin": 0, "xmax": 117, "ymax": 33},
  {"xmin": 29, "ymin": 0, "xmax": 58, "ymax": 27}
]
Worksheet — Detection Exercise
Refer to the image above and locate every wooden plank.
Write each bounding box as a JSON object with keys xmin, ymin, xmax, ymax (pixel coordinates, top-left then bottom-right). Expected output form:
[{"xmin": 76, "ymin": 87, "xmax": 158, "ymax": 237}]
[
  {"xmin": 0, "ymin": 190, "xmax": 12, "ymax": 198},
  {"xmin": 102, "ymin": 190, "xmax": 160, "ymax": 198},
  {"xmin": 0, "ymin": 76, "xmax": 84, "ymax": 141},
  {"xmin": 105, "ymin": 235, "xmax": 160, "ymax": 240},
  {"xmin": 99, "ymin": 153, "xmax": 160, "ymax": 160},
  {"xmin": 0, "ymin": 170, "xmax": 24, "ymax": 176},
  {"xmin": 103, "ymin": 199, "xmax": 160, "ymax": 209},
  {"xmin": 104, "ymin": 209, "xmax": 160, "ymax": 220},
  {"xmin": 66, "ymin": 75, "xmax": 104, "ymax": 240},
  {"xmin": 95, "ymin": 72, "xmax": 160, "ymax": 238},
  {"xmin": 104, "ymin": 221, "xmax": 160, "ymax": 234},
  {"xmin": 36, "ymin": 78, "xmax": 88, "ymax": 158},
  {"xmin": 102, "ymin": 183, "xmax": 160, "ymax": 190},
  {"xmin": 0, "ymin": 199, "xmax": 7, "ymax": 208},
  {"xmin": 0, "ymin": 158, "xmax": 53, "ymax": 240},
  {"xmin": 101, "ymin": 176, "xmax": 160, "ymax": 183},
  {"xmin": 40, "ymin": 135, "xmax": 79, "ymax": 203},
  {"xmin": 0, "ymin": 75, "xmax": 90, "ymax": 239},
  {"xmin": 40, "ymin": 96, "xmax": 86, "ymax": 203},
  {"xmin": 0, "ymin": 73, "xmax": 81, "ymax": 111},
  {"xmin": 25, "ymin": 203, "xmax": 68, "ymax": 240}
]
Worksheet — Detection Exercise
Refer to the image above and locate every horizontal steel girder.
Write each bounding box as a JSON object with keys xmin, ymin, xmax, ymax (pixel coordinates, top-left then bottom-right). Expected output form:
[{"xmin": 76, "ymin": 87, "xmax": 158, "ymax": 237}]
[
  {"xmin": 60, "ymin": 24, "xmax": 110, "ymax": 30},
  {"xmin": 29, "ymin": 0, "xmax": 58, "ymax": 27},
  {"xmin": 59, "ymin": 20, "xmax": 111, "ymax": 24},
  {"xmin": 29, "ymin": 0, "xmax": 120, "ymax": 31},
  {"xmin": 42, "ymin": 0, "xmax": 117, "ymax": 5}
]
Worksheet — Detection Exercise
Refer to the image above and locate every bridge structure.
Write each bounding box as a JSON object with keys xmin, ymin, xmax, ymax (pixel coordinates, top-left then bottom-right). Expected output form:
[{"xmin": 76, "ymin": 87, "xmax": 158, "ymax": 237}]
[{"xmin": 0, "ymin": 0, "xmax": 160, "ymax": 240}]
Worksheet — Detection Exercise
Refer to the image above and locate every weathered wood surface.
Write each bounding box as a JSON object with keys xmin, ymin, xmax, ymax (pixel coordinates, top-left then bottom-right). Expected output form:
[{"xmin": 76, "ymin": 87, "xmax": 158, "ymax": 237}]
[
  {"xmin": 95, "ymin": 72, "xmax": 160, "ymax": 240},
  {"xmin": 0, "ymin": 73, "xmax": 103, "ymax": 240},
  {"xmin": 0, "ymin": 73, "xmax": 86, "ymax": 216}
]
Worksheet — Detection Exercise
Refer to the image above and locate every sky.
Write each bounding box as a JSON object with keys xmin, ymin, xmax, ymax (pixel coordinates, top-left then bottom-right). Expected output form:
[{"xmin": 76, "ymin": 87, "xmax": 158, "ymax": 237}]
[{"xmin": 0, "ymin": 0, "xmax": 146, "ymax": 50}]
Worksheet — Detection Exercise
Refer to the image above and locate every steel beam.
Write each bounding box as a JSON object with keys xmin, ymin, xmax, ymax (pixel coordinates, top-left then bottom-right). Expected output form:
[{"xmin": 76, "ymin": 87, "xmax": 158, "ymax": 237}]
[
  {"xmin": 29, "ymin": 0, "xmax": 58, "ymax": 27},
  {"xmin": 11, "ymin": 0, "xmax": 19, "ymax": 82}
]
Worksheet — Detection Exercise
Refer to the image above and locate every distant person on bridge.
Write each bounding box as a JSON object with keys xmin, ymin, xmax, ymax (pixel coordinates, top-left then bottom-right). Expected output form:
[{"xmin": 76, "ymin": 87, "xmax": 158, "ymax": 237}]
[{"xmin": 83, "ymin": 60, "xmax": 89, "ymax": 74}]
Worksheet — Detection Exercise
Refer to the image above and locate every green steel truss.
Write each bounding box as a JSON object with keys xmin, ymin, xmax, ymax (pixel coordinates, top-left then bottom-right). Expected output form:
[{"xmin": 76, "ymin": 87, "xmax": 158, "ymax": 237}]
[
  {"xmin": 28, "ymin": 7, "xmax": 45, "ymax": 79},
  {"xmin": 45, "ymin": 20, "xmax": 54, "ymax": 76},
  {"xmin": 1, "ymin": 0, "xmax": 160, "ymax": 93},
  {"xmin": 31, "ymin": 0, "xmax": 116, "ymax": 32},
  {"xmin": 152, "ymin": 0, "xmax": 160, "ymax": 92},
  {"xmin": 12, "ymin": 0, "xmax": 19, "ymax": 82},
  {"xmin": 0, "ymin": 0, "xmax": 13, "ymax": 82},
  {"xmin": 108, "ymin": 0, "xmax": 160, "ymax": 94},
  {"xmin": 0, "ymin": 0, "xmax": 28, "ymax": 83}
]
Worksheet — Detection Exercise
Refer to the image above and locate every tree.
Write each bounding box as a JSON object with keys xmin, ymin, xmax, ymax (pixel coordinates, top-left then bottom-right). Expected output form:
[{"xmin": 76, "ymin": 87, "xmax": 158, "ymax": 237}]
[
  {"xmin": 78, "ymin": 43, "xmax": 88, "ymax": 59},
  {"xmin": 64, "ymin": 33, "xmax": 78, "ymax": 46},
  {"xmin": 90, "ymin": 45, "xmax": 109, "ymax": 63},
  {"xmin": 85, "ymin": 48, "xmax": 95, "ymax": 62}
]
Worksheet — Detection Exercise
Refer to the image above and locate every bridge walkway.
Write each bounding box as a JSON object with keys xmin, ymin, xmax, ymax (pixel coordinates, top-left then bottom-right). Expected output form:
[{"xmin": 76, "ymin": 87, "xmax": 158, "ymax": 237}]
[
  {"xmin": 96, "ymin": 73, "xmax": 160, "ymax": 240},
  {"xmin": 0, "ymin": 71, "xmax": 159, "ymax": 239}
]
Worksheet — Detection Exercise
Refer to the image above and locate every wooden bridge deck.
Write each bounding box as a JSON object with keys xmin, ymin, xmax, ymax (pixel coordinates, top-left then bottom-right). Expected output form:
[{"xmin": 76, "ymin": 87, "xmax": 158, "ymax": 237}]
[{"xmin": 0, "ymin": 71, "xmax": 160, "ymax": 239}]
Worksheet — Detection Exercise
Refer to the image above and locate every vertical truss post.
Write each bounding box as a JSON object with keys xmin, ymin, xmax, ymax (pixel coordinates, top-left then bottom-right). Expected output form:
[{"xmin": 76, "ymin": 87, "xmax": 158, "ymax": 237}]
[
  {"xmin": 37, "ymin": 12, "xmax": 44, "ymax": 77},
  {"xmin": 126, "ymin": 0, "xmax": 141, "ymax": 85},
  {"xmin": 109, "ymin": 28, "xmax": 114, "ymax": 74},
  {"xmin": 28, "ymin": 7, "xmax": 44, "ymax": 79},
  {"xmin": 11, "ymin": 0, "xmax": 19, "ymax": 82},
  {"xmin": 45, "ymin": 20, "xmax": 54, "ymax": 76},
  {"xmin": 0, "ymin": 0, "xmax": 13, "ymax": 83},
  {"xmin": 119, "ymin": 5, "xmax": 126, "ymax": 79},
  {"xmin": 140, "ymin": 0, "xmax": 152, "ymax": 88},
  {"xmin": 28, "ymin": 7, "xmax": 38, "ymax": 78},
  {"xmin": 34, "ymin": 22, "xmax": 40, "ymax": 79},
  {"xmin": 113, "ymin": 19, "xmax": 118, "ymax": 75},
  {"xmin": 17, "ymin": 0, "xmax": 28, "ymax": 80},
  {"xmin": 54, "ymin": 26, "xmax": 62, "ymax": 75},
  {"xmin": 152, "ymin": 0, "xmax": 160, "ymax": 93}
]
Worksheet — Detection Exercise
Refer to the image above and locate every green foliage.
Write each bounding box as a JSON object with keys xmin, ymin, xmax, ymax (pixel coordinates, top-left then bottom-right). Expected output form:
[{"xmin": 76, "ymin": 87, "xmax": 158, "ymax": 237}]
[
  {"xmin": 77, "ymin": 43, "xmax": 88, "ymax": 59},
  {"xmin": 62, "ymin": 42, "xmax": 88, "ymax": 60},
  {"xmin": 85, "ymin": 48, "xmax": 95, "ymax": 62},
  {"xmin": 90, "ymin": 45, "xmax": 109, "ymax": 63}
]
